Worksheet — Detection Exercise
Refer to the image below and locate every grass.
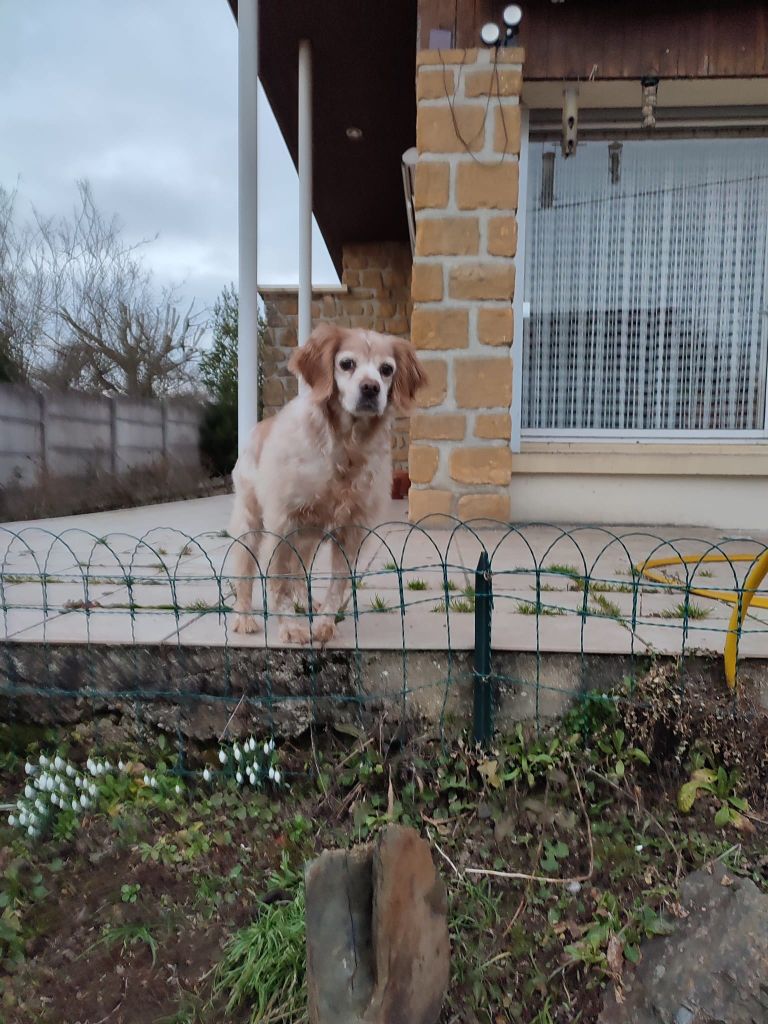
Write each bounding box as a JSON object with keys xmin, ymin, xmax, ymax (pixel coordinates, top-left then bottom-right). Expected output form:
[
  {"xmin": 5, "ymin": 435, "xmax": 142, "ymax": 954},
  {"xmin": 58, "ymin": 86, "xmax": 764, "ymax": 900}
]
[
  {"xmin": 516, "ymin": 600, "xmax": 565, "ymax": 616},
  {"xmin": 432, "ymin": 585, "xmax": 477, "ymax": 614},
  {"xmin": 546, "ymin": 562, "xmax": 581, "ymax": 579},
  {"xmin": 370, "ymin": 594, "xmax": 391, "ymax": 612},
  {"xmin": 211, "ymin": 886, "xmax": 306, "ymax": 1023},
  {"xmin": 657, "ymin": 601, "xmax": 711, "ymax": 620},
  {"xmin": 406, "ymin": 579, "xmax": 429, "ymax": 591},
  {"xmin": 383, "ymin": 561, "xmax": 398, "ymax": 572},
  {"xmin": 590, "ymin": 593, "xmax": 623, "ymax": 620},
  {"xmin": 96, "ymin": 922, "xmax": 159, "ymax": 965}
]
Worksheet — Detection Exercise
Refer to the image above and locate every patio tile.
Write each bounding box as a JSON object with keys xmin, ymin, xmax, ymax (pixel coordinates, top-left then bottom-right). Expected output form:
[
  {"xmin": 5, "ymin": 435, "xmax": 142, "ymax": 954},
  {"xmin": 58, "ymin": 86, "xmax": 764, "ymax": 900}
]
[{"xmin": 9, "ymin": 607, "xmax": 202, "ymax": 645}]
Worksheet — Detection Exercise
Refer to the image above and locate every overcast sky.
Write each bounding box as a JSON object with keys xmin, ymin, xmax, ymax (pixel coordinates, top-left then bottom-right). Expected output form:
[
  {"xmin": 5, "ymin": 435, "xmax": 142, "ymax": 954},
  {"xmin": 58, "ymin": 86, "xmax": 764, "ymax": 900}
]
[{"xmin": 0, "ymin": 0, "xmax": 338, "ymax": 321}]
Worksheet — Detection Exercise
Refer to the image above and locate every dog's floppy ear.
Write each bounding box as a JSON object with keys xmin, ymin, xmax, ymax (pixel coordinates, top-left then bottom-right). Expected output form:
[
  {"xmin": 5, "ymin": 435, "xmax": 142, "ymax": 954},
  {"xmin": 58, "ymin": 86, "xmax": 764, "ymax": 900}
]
[
  {"xmin": 288, "ymin": 323, "xmax": 343, "ymax": 402},
  {"xmin": 391, "ymin": 339, "xmax": 427, "ymax": 412}
]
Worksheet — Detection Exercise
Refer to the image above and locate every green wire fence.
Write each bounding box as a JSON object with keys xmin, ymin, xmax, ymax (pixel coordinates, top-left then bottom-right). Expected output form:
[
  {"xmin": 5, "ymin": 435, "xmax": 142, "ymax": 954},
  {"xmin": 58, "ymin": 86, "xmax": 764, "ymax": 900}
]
[{"xmin": 1, "ymin": 521, "xmax": 767, "ymax": 762}]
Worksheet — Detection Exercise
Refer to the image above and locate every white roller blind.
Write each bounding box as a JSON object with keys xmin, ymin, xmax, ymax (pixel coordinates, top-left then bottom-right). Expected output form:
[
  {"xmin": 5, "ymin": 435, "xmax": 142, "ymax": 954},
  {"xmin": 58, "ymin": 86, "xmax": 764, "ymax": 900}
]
[{"xmin": 523, "ymin": 138, "xmax": 768, "ymax": 433}]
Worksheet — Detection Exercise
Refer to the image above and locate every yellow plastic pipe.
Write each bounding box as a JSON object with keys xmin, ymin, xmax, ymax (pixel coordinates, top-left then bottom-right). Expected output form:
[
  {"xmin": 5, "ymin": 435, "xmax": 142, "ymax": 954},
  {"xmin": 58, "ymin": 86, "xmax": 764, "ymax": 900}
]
[{"xmin": 634, "ymin": 551, "xmax": 768, "ymax": 689}]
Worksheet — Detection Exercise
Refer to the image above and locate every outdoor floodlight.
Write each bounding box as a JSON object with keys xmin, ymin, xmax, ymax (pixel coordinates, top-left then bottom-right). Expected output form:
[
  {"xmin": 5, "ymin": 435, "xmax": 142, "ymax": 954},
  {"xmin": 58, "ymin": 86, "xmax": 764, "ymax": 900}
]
[{"xmin": 480, "ymin": 4, "xmax": 523, "ymax": 47}]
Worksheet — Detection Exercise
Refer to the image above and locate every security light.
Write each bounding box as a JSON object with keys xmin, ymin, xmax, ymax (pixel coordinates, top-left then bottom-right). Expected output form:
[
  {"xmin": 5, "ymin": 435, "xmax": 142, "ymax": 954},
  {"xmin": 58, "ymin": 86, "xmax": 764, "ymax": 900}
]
[
  {"xmin": 503, "ymin": 5, "xmax": 523, "ymax": 28},
  {"xmin": 346, "ymin": 126, "xmax": 363, "ymax": 141},
  {"xmin": 480, "ymin": 21, "xmax": 501, "ymax": 46}
]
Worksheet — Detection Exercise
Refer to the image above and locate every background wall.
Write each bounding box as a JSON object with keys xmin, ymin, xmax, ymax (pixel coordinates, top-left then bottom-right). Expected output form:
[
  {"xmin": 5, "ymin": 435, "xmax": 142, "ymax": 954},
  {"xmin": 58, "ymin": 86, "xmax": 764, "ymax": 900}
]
[{"xmin": 0, "ymin": 384, "xmax": 203, "ymax": 486}]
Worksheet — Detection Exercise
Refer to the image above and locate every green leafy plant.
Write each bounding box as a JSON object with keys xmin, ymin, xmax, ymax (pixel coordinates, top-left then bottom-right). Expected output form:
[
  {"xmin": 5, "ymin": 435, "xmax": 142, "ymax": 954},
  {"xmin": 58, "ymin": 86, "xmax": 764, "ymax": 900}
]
[
  {"xmin": 97, "ymin": 923, "xmax": 159, "ymax": 965},
  {"xmin": 121, "ymin": 883, "xmax": 141, "ymax": 903},
  {"xmin": 406, "ymin": 578, "xmax": 429, "ymax": 591},
  {"xmin": 596, "ymin": 729, "xmax": 650, "ymax": 780},
  {"xmin": 677, "ymin": 763, "xmax": 750, "ymax": 829}
]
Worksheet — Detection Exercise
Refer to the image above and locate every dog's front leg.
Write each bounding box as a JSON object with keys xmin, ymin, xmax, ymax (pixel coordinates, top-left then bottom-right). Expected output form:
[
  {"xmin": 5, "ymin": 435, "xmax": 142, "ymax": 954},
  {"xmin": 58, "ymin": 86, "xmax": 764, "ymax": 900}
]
[{"xmin": 310, "ymin": 527, "xmax": 363, "ymax": 646}]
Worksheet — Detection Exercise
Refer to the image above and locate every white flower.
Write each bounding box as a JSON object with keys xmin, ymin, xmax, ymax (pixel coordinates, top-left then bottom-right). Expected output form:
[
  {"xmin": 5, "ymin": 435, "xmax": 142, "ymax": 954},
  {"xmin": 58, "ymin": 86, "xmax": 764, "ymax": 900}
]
[
  {"xmin": 89, "ymin": 784, "xmax": 97, "ymax": 797},
  {"xmin": 24, "ymin": 785, "xmax": 34, "ymax": 799},
  {"xmin": 203, "ymin": 768, "xmax": 211, "ymax": 782},
  {"xmin": 218, "ymin": 750, "xmax": 227, "ymax": 764},
  {"xmin": 35, "ymin": 799, "xmax": 45, "ymax": 813},
  {"xmin": 19, "ymin": 812, "xmax": 28, "ymax": 826},
  {"xmin": 39, "ymin": 755, "xmax": 48, "ymax": 767},
  {"xmin": 268, "ymin": 767, "xmax": 275, "ymax": 781},
  {"xmin": 104, "ymin": 761, "xmax": 111, "ymax": 772},
  {"xmin": 269, "ymin": 739, "xmax": 275, "ymax": 753},
  {"xmin": 263, "ymin": 743, "xmax": 270, "ymax": 756},
  {"xmin": 72, "ymin": 800, "xmax": 79, "ymax": 812},
  {"xmin": 150, "ymin": 777, "xmax": 158, "ymax": 789},
  {"xmin": 27, "ymin": 825, "xmax": 36, "ymax": 837},
  {"xmin": 635, "ymin": 844, "xmax": 644, "ymax": 853},
  {"xmin": 236, "ymin": 772, "xmax": 243, "ymax": 785},
  {"xmin": 86, "ymin": 758, "xmax": 95, "ymax": 774},
  {"xmin": 24, "ymin": 762, "xmax": 35, "ymax": 775},
  {"xmin": 52, "ymin": 795, "xmax": 60, "ymax": 807},
  {"xmin": 118, "ymin": 761, "xmax": 125, "ymax": 771},
  {"xmin": 8, "ymin": 814, "xmax": 16, "ymax": 827},
  {"xmin": 66, "ymin": 764, "xmax": 75, "ymax": 777},
  {"xmin": 233, "ymin": 744, "xmax": 241, "ymax": 761},
  {"xmin": 143, "ymin": 774, "xmax": 151, "ymax": 786},
  {"xmin": 80, "ymin": 795, "xmax": 89, "ymax": 808},
  {"xmin": 54, "ymin": 756, "xmax": 64, "ymax": 771},
  {"xmin": 567, "ymin": 881, "xmax": 582, "ymax": 895},
  {"xmin": 175, "ymin": 785, "xmax": 182, "ymax": 795},
  {"xmin": 273, "ymin": 770, "xmax": 281, "ymax": 785}
]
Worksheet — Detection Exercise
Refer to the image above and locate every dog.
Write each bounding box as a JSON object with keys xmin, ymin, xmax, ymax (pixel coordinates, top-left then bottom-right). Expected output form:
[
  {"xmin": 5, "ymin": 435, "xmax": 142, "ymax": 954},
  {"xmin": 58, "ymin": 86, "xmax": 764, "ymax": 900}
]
[{"xmin": 229, "ymin": 323, "xmax": 426, "ymax": 645}]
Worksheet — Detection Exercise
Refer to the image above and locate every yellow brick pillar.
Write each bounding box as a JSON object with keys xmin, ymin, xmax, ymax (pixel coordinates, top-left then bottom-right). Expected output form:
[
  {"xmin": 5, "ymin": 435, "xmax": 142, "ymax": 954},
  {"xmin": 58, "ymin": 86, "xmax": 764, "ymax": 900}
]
[{"xmin": 408, "ymin": 47, "xmax": 523, "ymax": 523}]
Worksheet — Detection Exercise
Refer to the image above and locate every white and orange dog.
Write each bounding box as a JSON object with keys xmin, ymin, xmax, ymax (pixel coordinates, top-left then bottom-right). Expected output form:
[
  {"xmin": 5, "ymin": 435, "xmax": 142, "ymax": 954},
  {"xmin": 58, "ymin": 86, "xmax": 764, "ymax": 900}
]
[{"xmin": 229, "ymin": 323, "xmax": 425, "ymax": 645}]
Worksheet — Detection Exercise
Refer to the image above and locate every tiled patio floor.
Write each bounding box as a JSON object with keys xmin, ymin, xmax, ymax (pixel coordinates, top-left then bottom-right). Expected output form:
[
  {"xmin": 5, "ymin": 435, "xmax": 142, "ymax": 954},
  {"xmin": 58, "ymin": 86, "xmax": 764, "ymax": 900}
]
[{"xmin": 2, "ymin": 495, "xmax": 767, "ymax": 659}]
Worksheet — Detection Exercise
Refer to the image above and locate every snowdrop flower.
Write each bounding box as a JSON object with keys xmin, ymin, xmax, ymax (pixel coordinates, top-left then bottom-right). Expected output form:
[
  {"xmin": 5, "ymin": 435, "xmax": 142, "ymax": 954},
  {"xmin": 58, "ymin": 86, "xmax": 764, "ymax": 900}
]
[
  {"xmin": 263, "ymin": 742, "xmax": 270, "ymax": 756},
  {"xmin": 236, "ymin": 771, "xmax": 243, "ymax": 785},
  {"xmin": 635, "ymin": 844, "xmax": 644, "ymax": 853},
  {"xmin": 175, "ymin": 785, "xmax": 182, "ymax": 795},
  {"xmin": 143, "ymin": 774, "xmax": 151, "ymax": 786},
  {"xmin": 8, "ymin": 814, "xmax": 16, "ymax": 827},
  {"xmin": 39, "ymin": 755, "xmax": 48, "ymax": 767},
  {"xmin": 150, "ymin": 777, "xmax": 158, "ymax": 789},
  {"xmin": 66, "ymin": 764, "xmax": 75, "ymax": 777},
  {"xmin": 218, "ymin": 750, "xmax": 227, "ymax": 764},
  {"xmin": 24, "ymin": 762, "xmax": 35, "ymax": 775},
  {"xmin": 86, "ymin": 758, "xmax": 95, "ymax": 773},
  {"xmin": 24, "ymin": 785, "xmax": 34, "ymax": 800},
  {"xmin": 104, "ymin": 761, "xmax": 111, "ymax": 772},
  {"xmin": 54, "ymin": 756, "xmax": 64, "ymax": 771},
  {"xmin": 71, "ymin": 800, "xmax": 79, "ymax": 812},
  {"xmin": 118, "ymin": 761, "xmax": 125, "ymax": 772},
  {"xmin": 268, "ymin": 766, "xmax": 275, "ymax": 781},
  {"xmin": 35, "ymin": 799, "xmax": 45, "ymax": 813},
  {"xmin": 19, "ymin": 812, "xmax": 28, "ymax": 826},
  {"xmin": 273, "ymin": 770, "xmax": 281, "ymax": 785},
  {"xmin": 203, "ymin": 768, "xmax": 211, "ymax": 782},
  {"xmin": 233, "ymin": 744, "xmax": 241, "ymax": 761},
  {"xmin": 80, "ymin": 795, "xmax": 89, "ymax": 808}
]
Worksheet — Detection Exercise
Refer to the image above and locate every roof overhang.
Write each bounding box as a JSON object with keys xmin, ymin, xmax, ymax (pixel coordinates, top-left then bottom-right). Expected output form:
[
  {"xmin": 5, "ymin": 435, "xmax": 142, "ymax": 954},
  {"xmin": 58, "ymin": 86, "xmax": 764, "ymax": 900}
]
[{"xmin": 228, "ymin": 1, "xmax": 417, "ymax": 275}]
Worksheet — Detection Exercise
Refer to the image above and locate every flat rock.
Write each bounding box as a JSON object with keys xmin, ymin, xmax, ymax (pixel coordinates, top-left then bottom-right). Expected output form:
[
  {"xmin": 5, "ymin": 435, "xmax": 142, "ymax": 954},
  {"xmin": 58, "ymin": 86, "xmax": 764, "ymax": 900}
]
[
  {"xmin": 600, "ymin": 862, "xmax": 768, "ymax": 1023},
  {"xmin": 305, "ymin": 824, "xmax": 449, "ymax": 1024}
]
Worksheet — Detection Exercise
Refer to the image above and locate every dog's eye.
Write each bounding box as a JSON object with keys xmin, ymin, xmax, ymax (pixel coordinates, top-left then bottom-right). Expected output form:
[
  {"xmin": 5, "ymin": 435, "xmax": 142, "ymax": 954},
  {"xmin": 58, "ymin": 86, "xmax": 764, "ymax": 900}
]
[
  {"xmin": 380, "ymin": 364, "xmax": 394, "ymax": 378},
  {"xmin": 339, "ymin": 358, "xmax": 355, "ymax": 372}
]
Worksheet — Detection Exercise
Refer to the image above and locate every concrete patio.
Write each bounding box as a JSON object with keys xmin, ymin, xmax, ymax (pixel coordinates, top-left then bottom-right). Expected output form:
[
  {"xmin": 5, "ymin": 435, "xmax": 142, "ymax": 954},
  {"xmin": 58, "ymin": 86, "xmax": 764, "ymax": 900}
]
[{"xmin": 2, "ymin": 494, "xmax": 767, "ymax": 664}]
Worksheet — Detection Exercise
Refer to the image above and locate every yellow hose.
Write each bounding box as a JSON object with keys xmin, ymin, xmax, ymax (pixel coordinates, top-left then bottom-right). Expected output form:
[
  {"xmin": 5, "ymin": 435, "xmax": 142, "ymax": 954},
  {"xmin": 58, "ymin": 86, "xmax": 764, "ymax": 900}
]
[{"xmin": 634, "ymin": 551, "xmax": 768, "ymax": 689}]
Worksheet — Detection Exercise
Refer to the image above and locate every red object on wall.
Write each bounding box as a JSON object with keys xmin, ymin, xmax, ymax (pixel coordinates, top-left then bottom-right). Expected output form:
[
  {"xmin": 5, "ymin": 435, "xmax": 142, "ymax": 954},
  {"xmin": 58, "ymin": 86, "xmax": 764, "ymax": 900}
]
[{"xmin": 391, "ymin": 471, "xmax": 411, "ymax": 500}]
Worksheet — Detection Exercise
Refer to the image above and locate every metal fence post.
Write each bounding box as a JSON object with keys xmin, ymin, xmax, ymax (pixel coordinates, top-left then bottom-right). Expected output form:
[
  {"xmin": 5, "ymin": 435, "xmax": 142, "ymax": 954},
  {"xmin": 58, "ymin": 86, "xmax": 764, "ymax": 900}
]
[{"xmin": 473, "ymin": 551, "xmax": 494, "ymax": 746}]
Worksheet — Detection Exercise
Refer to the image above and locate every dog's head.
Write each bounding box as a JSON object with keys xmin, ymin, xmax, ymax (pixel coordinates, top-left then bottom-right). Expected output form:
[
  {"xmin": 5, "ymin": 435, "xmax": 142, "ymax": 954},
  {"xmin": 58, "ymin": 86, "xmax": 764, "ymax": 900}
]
[{"xmin": 289, "ymin": 324, "xmax": 426, "ymax": 418}]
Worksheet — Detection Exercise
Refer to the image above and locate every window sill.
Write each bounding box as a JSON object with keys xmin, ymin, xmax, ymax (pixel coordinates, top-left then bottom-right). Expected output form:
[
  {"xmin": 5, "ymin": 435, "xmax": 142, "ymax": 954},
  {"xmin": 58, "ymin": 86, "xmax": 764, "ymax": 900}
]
[{"xmin": 515, "ymin": 441, "xmax": 768, "ymax": 477}]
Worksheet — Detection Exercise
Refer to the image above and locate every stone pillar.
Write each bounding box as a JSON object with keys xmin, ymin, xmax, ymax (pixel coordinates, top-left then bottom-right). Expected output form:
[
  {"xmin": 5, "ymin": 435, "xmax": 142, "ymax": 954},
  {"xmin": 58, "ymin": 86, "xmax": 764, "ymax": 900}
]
[{"xmin": 408, "ymin": 47, "xmax": 523, "ymax": 522}]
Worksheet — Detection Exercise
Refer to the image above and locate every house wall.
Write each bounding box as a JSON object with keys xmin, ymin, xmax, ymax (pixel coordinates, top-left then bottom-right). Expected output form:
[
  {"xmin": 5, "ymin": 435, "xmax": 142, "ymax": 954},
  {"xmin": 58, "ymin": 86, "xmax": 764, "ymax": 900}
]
[
  {"xmin": 417, "ymin": 0, "xmax": 768, "ymax": 78},
  {"xmin": 0, "ymin": 384, "xmax": 203, "ymax": 486},
  {"xmin": 408, "ymin": 46, "xmax": 523, "ymax": 520},
  {"xmin": 260, "ymin": 241, "xmax": 413, "ymax": 472}
]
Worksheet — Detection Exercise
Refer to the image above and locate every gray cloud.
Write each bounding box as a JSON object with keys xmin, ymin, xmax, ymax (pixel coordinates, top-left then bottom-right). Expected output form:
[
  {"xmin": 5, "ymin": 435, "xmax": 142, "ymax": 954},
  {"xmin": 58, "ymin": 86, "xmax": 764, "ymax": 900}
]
[{"xmin": 0, "ymin": 0, "xmax": 337, "ymax": 320}]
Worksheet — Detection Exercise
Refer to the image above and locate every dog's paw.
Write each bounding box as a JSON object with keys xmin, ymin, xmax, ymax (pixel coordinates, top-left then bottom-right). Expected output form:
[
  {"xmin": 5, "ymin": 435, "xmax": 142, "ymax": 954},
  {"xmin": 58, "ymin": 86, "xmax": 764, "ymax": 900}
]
[
  {"xmin": 279, "ymin": 623, "xmax": 312, "ymax": 646},
  {"xmin": 232, "ymin": 612, "xmax": 261, "ymax": 635},
  {"xmin": 311, "ymin": 621, "xmax": 336, "ymax": 646}
]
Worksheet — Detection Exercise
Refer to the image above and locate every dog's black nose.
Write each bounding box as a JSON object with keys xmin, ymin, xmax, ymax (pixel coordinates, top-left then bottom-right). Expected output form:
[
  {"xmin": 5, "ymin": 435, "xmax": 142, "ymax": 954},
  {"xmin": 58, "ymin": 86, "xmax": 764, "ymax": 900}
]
[{"xmin": 360, "ymin": 380, "xmax": 380, "ymax": 398}]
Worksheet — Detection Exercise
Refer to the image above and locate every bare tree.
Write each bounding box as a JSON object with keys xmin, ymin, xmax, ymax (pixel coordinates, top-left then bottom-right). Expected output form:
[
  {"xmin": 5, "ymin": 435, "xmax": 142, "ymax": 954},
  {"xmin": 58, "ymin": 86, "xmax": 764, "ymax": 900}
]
[{"xmin": 0, "ymin": 180, "xmax": 204, "ymax": 396}]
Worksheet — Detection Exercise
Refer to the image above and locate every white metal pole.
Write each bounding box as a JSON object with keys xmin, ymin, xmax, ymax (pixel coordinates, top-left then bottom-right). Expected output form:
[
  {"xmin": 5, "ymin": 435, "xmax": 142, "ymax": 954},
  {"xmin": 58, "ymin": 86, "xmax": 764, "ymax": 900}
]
[
  {"xmin": 298, "ymin": 38, "xmax": 313, "ymax": 349},
  {"xmin": 238, "ymin": 0, "xmax": 259, "ymax": 450}
]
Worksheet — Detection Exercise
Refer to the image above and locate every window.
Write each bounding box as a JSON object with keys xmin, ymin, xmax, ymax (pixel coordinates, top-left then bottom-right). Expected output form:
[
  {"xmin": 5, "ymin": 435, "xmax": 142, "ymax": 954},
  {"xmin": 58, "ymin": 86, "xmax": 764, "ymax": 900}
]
[{"xmin": 522, "ymin": 138, "xmax": 768, "ymax": 435}]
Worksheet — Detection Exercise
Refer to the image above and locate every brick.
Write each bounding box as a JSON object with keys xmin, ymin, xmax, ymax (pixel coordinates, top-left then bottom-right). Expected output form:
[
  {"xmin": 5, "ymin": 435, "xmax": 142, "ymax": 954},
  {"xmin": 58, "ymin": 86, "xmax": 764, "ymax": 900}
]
[
  {"xmin": 415, "ymin": 359, "xmax": 448, "ymax": 408},
  {"xmin": 411, "ymin": 308, "xmax": 468, "ymax": 350},
  {"xmin": 495, "ymin": 47, "xmax": 525, "ymax": 64},
  {"xmin": 494, "ymin": 106, "xmax": 522, "ymax": 154},
  {"xmin": 409, "ymin": 445, "xmax": 440, "ymax": 484},
  {"xmin": 276, "ymin": 296, "xmax": 298, "ymax": 315},
  {"xmin": 342, "ymin": 269, "xmax": 360, "ymax": 287},
  {"xmin": 360, "ymin": 269, "xmax": 383, "ymax": 291},
  {"xmin": 450, "ymin": 447, "xmax": 513, "ymax": 485},
  {"xmin": 417, "ymin": 68, "xmax": 455, "ymax": 100},
  {"xmin": 416, "ymin": 217, "xmax": 479, "ymax": 256},
  {"xmin": 411, "ymin": 263, "xmax": 443, "ymax": 303},
  {"xmin": 478, "ymin": 307, "xmax": 513, "ymax": 347},
  {"xmin": 456, "ymin": 162, "xmax": 519, "ymax": 210},
  {"xmin": 475, "ymin": 413, "xmax": 511, "ymax": 440},
  {"xmin": 262, "ymin": 378, "xmax": 284, "ymax": 407},
  {"xmin": 410, "ymin": 413, "xmax": 466, "ymax": 441},
  {"xmin": 417, "ymin": 106, "xmax": 485, "ymax": 153},
  {"xmin": 417, "ymin": 48, "xmax": 478, "ymax": 66},
  {"xmin": 384, "ymin": 315, "xmax": 409, "ymax": 334},
  {"xmin": 414, "ymin": 162, "xmax": 450, "ymax": 209},
  {"xmin": 464, "ymin": 68, "xmax": 522, "ymax": 97},
  {"xmin": 449, "ymin": 263, "xmax": 515, "ymax": 301},
  {"xmin": 455, "ymin": 357, "xmax": 512, "ymax": 409},
  {"xmin": 457, "ymin": 493, "xmax": 511, "ymax": 521},
  {"xmin": 409, "ymin": 488, "xmax": 454, "ymax": 522},
  {"xmin": 487, "ymin": 216, "xmax": 518, "ymax": 257}
]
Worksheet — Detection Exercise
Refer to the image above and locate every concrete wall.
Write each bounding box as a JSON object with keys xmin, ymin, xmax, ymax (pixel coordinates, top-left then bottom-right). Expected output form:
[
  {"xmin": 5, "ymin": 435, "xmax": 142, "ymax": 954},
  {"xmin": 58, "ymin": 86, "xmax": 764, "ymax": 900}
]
[{"xmin": 0, "ymin": 384, "xmax": 203, "ymax": 486}]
